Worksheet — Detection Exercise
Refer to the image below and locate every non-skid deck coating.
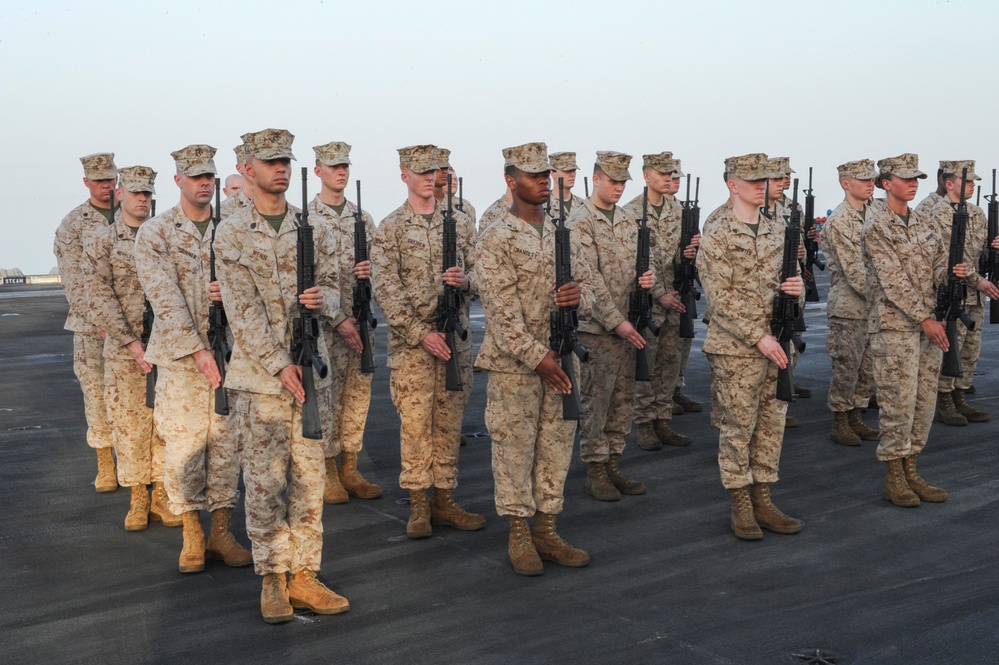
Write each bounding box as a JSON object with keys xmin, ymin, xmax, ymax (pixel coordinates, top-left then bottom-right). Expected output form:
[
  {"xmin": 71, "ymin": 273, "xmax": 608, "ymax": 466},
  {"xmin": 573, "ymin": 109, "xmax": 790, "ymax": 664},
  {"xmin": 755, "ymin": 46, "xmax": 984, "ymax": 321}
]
[{"xmin": 1, "ymin": 280, "xmax": 997, "ymax": 665}]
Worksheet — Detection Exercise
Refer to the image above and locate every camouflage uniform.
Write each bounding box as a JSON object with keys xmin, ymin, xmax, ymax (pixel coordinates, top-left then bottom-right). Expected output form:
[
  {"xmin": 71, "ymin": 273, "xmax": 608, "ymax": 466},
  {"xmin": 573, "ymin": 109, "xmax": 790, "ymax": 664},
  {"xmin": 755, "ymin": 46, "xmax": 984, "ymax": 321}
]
[
  {"xmin": 215, "ymin": 199, "xmax": 341, "ymax": 574},
  {"xmin": 862, "ymin": 184, "xmax": 949, "ymax": 462},
  {"xmin": 478, "ymin": 196, "xmax": 512, "ymax": 234},
  {"xmin": 913, "ymin": 191, "xmax": 943, "ymax": 218},
  {"xmin": 824, "ymin": 194, "xmax": 878, "ymax": 412},
  {"xmin": 475, "ymin": 207, "xmax": 595, "ymax": 516},
  {"xmin": 568, "ymin": 171, "xmax": 663, "ymax": 464},
  {"xmin": 699, "ymin": 205, "xmax": 791, "ymax": 489},
  {"xmin": 85, "ymin": 217, "xmax": 165, "ymax": 486},
  {"xmin": 134, "ymin": 197, "xmax": 241, "ymax": 515},
  {"xmin": 371, "ymin": 199, "xmax": 477, "ymax": 491},
  {"xmin": 307, "ymin": 195, "xmax": 376, "ymax": 459},
  {"xmin": 220, "ymin": 187, "xmax": 251, "ymax": 220},
  {"xmin": 929, "ymin": 189, "xmax": 988, "ymax": 393}
]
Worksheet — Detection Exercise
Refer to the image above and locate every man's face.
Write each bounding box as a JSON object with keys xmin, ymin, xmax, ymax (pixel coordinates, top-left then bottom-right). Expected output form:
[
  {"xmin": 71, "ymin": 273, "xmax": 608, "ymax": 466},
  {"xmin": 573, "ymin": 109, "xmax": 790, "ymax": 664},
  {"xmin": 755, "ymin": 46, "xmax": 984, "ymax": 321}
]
[
  {"xmin": 552, "ymin": 169, "xmax": 577, "ymax": 191},
  {"xmin": 224, "ymin": 174, "xmax": 242, "ymax": 197},
  {"xmin": 643, "ymin": 169, "xmax": 672, "ymax": 196},
  {"xmin": 945, "ymin": 177, "xmax": 977, "ymax": 201},
  {"xmin": 767, "ymin": 178, "xmax": 784, "ymax": 201},
  {"xmin": 728, "ymin": 176, "xmax": 767, "ymax": 207},
  {"xmin": 117, "ymin": 188, "xmax": 152, "ymax": 221},
  {"xmin": 779, "ymin": 175, "xmax": 790, "ymax": 193},
  {"xmin": 843, "ymin": 177, "xmax": 874, "ymax": 201},
  {"xmin": 402, "ymin": 167, "xmax": 437, "ymax": 200},
  {"xmin": 435, "ymin": 168, "xmax": 449, "ymax": 189},
  {"xmin": 247, "ymin": 158, "xmax": 291, "ymax": 195},
  {"xmin": 447, "ymin": 168, "xmax": 459, "ymax": 195},
  {"xmin": 884, "ymin": 175, "xmax": 919, "ymax": 202},
  {"xmin": 507, "ymin": 169, "xmax": 551, "ymax": 207},
  {"xmin": 174, "ymin": 172, "xmax": 216, "ymax": 207},
  {"xmin": 593, "ymin": 171, "xmax": 626, "ymax": 205},
  {"xmin": 315, "ymin": 163, "xmax": 349, "ymax": 194},
  {"xmin": 84, "ymin": 177, "xmax": 117, "ymax": 205}
]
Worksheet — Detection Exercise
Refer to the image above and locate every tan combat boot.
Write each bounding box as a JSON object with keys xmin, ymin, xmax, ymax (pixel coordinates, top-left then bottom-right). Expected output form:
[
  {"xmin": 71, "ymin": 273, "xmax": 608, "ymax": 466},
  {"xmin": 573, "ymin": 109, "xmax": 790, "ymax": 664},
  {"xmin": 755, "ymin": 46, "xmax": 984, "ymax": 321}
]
[
  {"xmin": 430, "ymin": 489, "xmax": 486, "ymax": 531},
  {"xmin": 729, "ymin": 487, "xmax": 763, "ymax": 540},
  {"xmin": 883, "ymin": 458, "xmax": 920, "ymax": 507},
  {"xmin": 532, "ymin": 513, "xmax": 589, "ymax": 568},
  {"xmin": 260, "ymin": 573, "xmax": 294, "ymax": 624},
  {"xmin": 750, "ymin": 484, "xmax": 803, "ymax": 534},
  {"xmin": 785, "ymin": 415, "xmax": 799, "ymax": 428},
  {"xmin": 288, "ymin": 570, "xmax": 350, "ymax": 615},
  {"xmin": 902, "ymin": 455, "xmax": 948, "ymax": 503},
  {"xmin": 323, "ymin": 457, "xmax": 349, "ymax": 504},
  {"xmin": 407, "ymin": 489, "xmax": 432, "ymax": 539},
  {"xmin": 671, "ymin": 401, "xmax": 684, "ymax": 416},
  {"xmin": 338, "ymin": 452, "xmax": 382, "ymax": 499},
  {"xmin": 124, "ymin": 485, "xmax": 150, "ymax": 532},
  {"xmin": 654, "ymin": 419, "xmax": 692, "ymax": 447},
  {"xmin": 831, "ymin": 411, "xmax": 861, "ymax": 446},
  {"xmin": 637, "ymin": 422, "xmax": 662, "ymax": 451},
  {"xmin": 584, "ymin": 462, "xmax": 621, "ymax": 502},
  {"xmin": 178, "ymin": 510, "xmax": 206, "ymax": 573},
  {"xmin": 673, "ymin": 388, "xmax": 703, "ymax": 412},
  {"xmin": 847, "ymin": 409, "xmax": 881, "ymax": 441},
  {"xmin": 508, "ymin": 516, "xmax": 543, "ymax": 576},
  {"xmin": 952, "ymin": 389, "xmax": 990, "ymax": 423},
  {"xmin": 935, "ymin": 391, "xmax": 968, "ymax": 426},
  {"xmin": 149, "ymin": 481, "xmax": 182, "ymax": 527},
  {"xmin": 606, "ymin": 454, "xmax": 646, "ymax": 495},
  {"xmin": 206, "ymin": 507, "xmax": 253, "ymax": 567},
  {"xmin": 94, "ymin": 447, "xmax": 118, "ymax": 493}
]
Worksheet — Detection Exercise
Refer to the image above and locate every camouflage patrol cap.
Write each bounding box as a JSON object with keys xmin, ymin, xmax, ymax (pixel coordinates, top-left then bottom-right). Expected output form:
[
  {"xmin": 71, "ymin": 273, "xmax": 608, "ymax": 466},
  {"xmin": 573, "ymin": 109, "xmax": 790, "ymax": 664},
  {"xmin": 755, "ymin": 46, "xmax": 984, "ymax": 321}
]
[
  {"xmin": 234, "ymin": 142, "xmax": 250, "ymax": 165},
  {"xmin": 876, "ymin": 153, "xmax": 927, "ymax": 186},
  {"xmin": 118, "ymin": 165, "xmax": 157, "ymax": 194},
  {"xmin": 434, "ymin": 148, "xmax": 452, "ymax": 170},
  {"xmin": 643, "ymin": 152, "xmax": 685, "ymax": 177},
  {"xmin": 595, "ymin": 151, "xmax": 633, "ymax": 181},
  {"xmin": 837, "ymin": 159, "xmax": 878, "ymax": 180},
  {"xmin": 549, "ymin": 152, "xmax": 578, "ymax": 171},
  {"xmin": 170, "ymin": 144, "xmax": 217, "ymax": 177},
  {"xmin": 939, "ymin": 159, "xmax": 981, "ymax": 181},
  {"xmin": 242, "ymin": 129, "xmax": 296, "ymax": 161},
  {"xmin": 767, "ymin": 156, "xmax": 795, "ymax": 178},
  {"xmin": 80, "ymin": 153, "xmax": 118, "ymax": 180},
  {"xmin": 398, "ymin": 145, "xmax": 438, "ymax": 174},
  {"xmin": 725, "ymin": 153, "xmax": 769, "ymax": 181},
  {"xmin": 502, "ymin": 142, "xmax": 552, "ymax": 174},
  {"xmin": 313, "ymin": 141, "xmax": 352, "ymax": 167}
]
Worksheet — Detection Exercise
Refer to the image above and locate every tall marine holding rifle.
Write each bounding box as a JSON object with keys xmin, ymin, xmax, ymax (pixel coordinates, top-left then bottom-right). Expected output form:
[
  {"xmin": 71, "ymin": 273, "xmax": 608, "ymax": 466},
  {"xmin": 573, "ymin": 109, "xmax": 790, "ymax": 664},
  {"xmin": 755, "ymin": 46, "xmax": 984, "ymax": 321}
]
[{"xmin": 215, "ymin": 129, "xmax": 348, "ymax": 624}]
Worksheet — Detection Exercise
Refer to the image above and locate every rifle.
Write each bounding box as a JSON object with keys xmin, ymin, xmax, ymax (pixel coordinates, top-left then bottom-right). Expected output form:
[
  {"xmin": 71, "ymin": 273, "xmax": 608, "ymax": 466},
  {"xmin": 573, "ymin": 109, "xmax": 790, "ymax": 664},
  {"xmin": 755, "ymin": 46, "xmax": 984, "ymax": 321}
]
[
  {"xmin": 151, "ymin": 199, "xmax": 156, "ymax": 217},
  {"xmin": 436, "ymin": 173, "xmax": 468, "ymax": 391},
  {"xmin": 628, "ymin": 187, "xmax": 661, "ymax": 381},
  {"xmin": 208, "ymin": 178, "xmax": 231, "ymax": 416},
  {"xmin": 549, "ymin": 178, "xmax": 589, "ymax": 420},
  {"xmin": 674, "ymin": 175, "xmax": 701, "ymax": 339},
  {"xmin": 140, "ymin": 299, "xmax": 157, "ymax": 408},
  {"xmin": 352, "ymin": 180, "xmax": 377, "ymax": 374},
  {"xmin": 292, "ymin": 167, "xmax": 329, "ymax": 439},
  {"xmin": 584, "ymin": 177, "xmax": 589, "ymax": 198},
  {"xmin": 771, "ymin": 178, "xmax": 806, "ymax": 402},
  {"xmin": 936, "ymin": 168, "xmax": 976, "ymax": 377},
  {"xmin": 456, "ymin": 176, "xmax": 465, "ymax": 214},
  {"xmin": 985, "ymin": 169, "xmax": 999, "ymax": 324},
  {"xmin": 802, "ymin": 167, "xmax": 825, "ymax": 302}
]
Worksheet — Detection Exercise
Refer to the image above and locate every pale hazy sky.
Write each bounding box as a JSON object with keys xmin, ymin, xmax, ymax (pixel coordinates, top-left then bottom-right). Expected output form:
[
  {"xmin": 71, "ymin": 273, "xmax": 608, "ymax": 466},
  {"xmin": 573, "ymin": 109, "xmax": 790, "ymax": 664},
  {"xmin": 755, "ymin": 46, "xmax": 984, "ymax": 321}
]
[{"xmin": 2, "ymin": 0, "xmax": 997, "ymax": 274}]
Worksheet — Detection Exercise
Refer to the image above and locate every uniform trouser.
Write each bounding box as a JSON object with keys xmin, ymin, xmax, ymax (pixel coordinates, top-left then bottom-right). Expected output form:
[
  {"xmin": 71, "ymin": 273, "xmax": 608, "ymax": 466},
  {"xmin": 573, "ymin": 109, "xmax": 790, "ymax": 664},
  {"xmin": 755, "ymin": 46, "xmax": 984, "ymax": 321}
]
[
  {"xmin": 320, "ymin": 322, "xmax": 373, "ymax": 458},
  {"xmin": 104, "ymin": 350, "xmax": 164, "ymax": 486},
  {"xmin": 486, "ymin": 371, "xmax": 576, "ymax": 517},
  {"xmin": 856, "ymin": 344, "xmax": 876, "ymax": 407},
  {"xmin": 634, "ymin": 312, "xmax": 687, "ymax": 424},
  {"xmin": 155, "ymin": 364, "xmax": 240, "ymax": 514},
  {"xmin": 389, "ymin": 346, "xmax": 470, "ymax": 490},
  {"xmin": 826, "ymin": 317, "xmax": 876, "ymax": 412},
  {"xmin": 938, "ymin": 303, "xmax": 984, "ymax": 392},
  {"xmin": 73, "ymin": 331, "xmax": 111, "ymax": 449},
  {"xmin": 707, "ymin": 353, "xmax": 786, "ymax": 489},
  {"xmin": 579, "ymin": 332, "xmax": 636, "ymax": 464},
  {"xmin": 872, "ymin": 330, "xmax": 942, "ymax": 462},
  {"xmin": 238, "ymin": 391, "xmax": 324, "ymax": 576}
]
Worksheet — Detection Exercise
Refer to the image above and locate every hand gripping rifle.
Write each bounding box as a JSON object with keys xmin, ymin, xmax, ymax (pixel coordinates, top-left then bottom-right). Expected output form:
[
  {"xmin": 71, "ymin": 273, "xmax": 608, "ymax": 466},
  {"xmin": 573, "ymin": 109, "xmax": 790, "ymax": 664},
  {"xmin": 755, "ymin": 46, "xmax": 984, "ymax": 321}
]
[
  {"xmin": 628, "ymin": 187, "xmax": 661, "ymax": 381},
  {"xmin": 802, "ymin": 167, "xmax": 825, "ymax": 302},
  {"xmin": 549, "ymin": 178, "xmax": 589, "ymax": 420},
  {"xmin": 674, "ymin": 175, "xmax": 701, "ymax": 339},
  {"xmin": 352, "ymin": 181, "xmax": 377, "ymax": 374},
  {"xmin": 936, "ymin": 168, "xmax": 976, "ymax": 377},
  {"xmin": 208, "ymin": 178, "xmax": 231, "ymax": 415},
  {"xmin": 292, "ymin": 167, "xmax": 329, "ymax": 439},
  {"xmin": 436, "ymin": 173, "xmax": 468, "ymax": 391},
  {"xmin": 983, "ymin": 169, "xmax": 999, "ymax": 324},
  {"xmin": 770, "ymin": 178, "xmax": 806, "ymax": 402}
]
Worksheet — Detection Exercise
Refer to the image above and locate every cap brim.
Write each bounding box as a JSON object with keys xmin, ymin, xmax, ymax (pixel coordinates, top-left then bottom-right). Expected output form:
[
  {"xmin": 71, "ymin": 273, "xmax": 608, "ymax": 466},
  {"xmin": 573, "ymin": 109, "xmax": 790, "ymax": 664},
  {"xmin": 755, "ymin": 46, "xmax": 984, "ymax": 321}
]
[
  {"xmin": 185, "ymin": 166, "xmax": 217, "ymax": 177},
  {"xmin": 605, "ymin": 169, "xmax": 632, "ymax": 181},
  {"xmin": 86, "ymin": 169, "xmax": 118, "ymax": 180},
  {"xmin": 521, "ymin": 161, "xmax": 553, "ymax": 174},
  {"xmin": 319, "ymin": 158, "xmax": 351, "ymax": 167},
  {"xmin": 122, "ymin": 185, "xmax": 156, "ymax": 194},
  {"xmin": 254, "ymin": 150, "xmax": 296, "ymax": 161}
]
